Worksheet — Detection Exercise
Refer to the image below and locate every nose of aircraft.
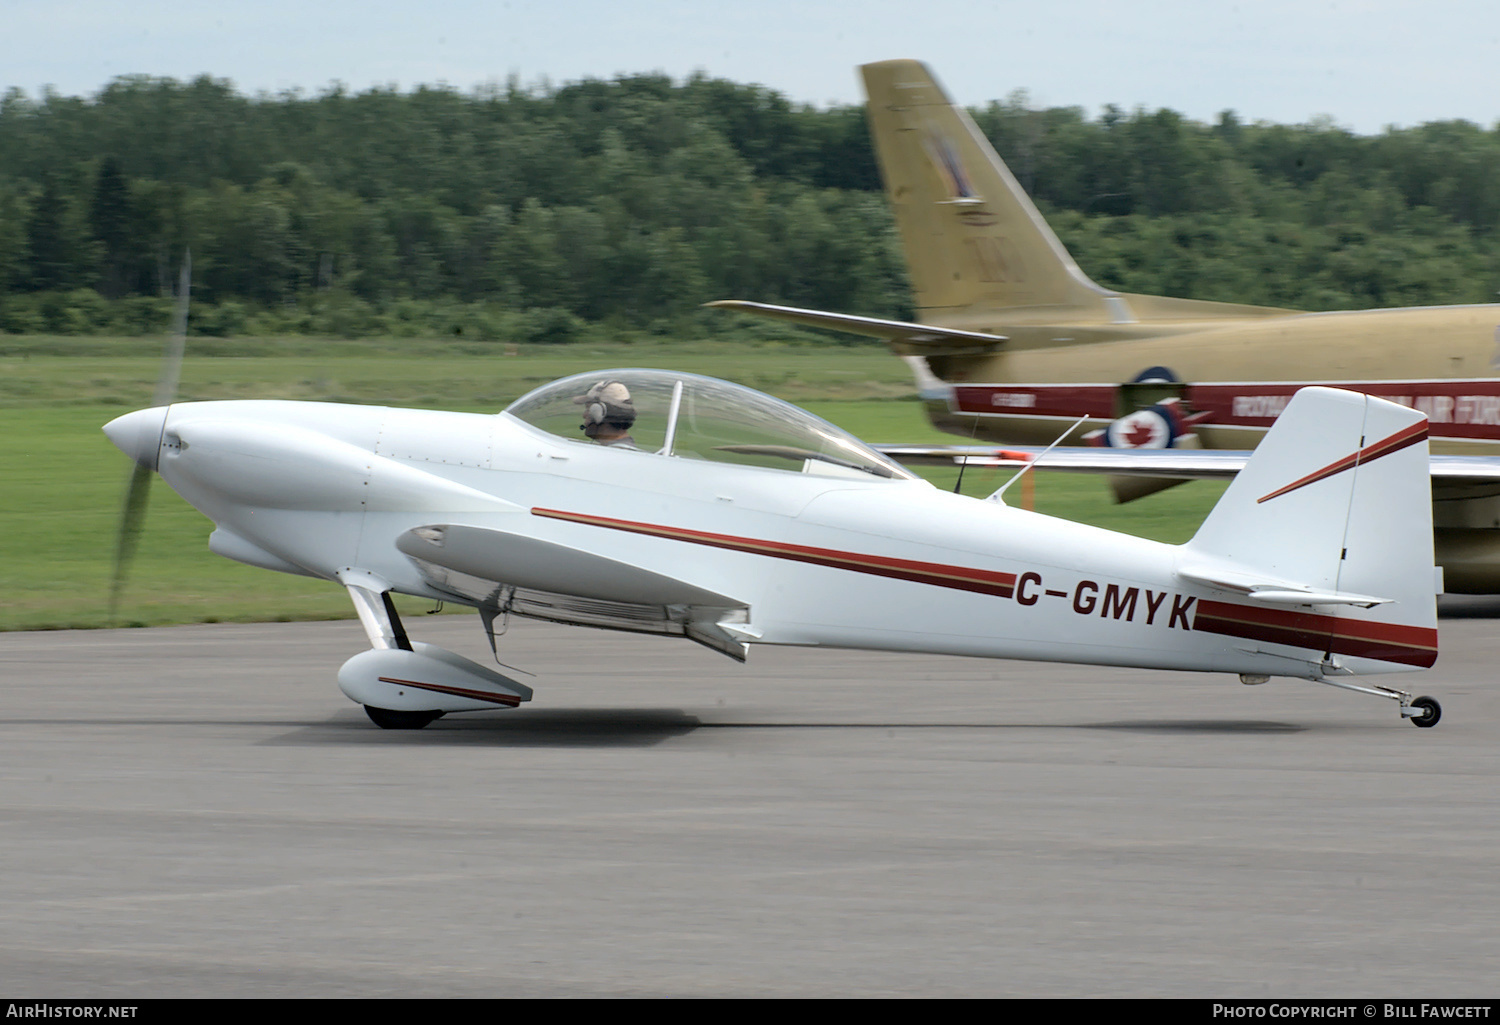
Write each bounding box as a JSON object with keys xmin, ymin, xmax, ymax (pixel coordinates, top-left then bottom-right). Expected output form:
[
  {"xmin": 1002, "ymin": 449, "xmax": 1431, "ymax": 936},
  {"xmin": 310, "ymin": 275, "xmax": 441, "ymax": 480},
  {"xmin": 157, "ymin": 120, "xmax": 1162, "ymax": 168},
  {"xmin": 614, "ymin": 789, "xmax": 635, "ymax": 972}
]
[{"xmin": 103, "ymin": 406, "xmax": 169, "ymax": 471}]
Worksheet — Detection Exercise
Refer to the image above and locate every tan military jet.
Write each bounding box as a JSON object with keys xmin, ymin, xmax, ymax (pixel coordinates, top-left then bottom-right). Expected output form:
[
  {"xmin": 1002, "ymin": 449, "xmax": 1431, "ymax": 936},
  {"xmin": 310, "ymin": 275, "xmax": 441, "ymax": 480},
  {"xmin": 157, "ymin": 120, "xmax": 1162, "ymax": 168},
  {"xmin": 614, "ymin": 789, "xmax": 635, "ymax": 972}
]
[{"xmin": 710, "ymin": 60, "xmax": 1500, "ymax": 592}]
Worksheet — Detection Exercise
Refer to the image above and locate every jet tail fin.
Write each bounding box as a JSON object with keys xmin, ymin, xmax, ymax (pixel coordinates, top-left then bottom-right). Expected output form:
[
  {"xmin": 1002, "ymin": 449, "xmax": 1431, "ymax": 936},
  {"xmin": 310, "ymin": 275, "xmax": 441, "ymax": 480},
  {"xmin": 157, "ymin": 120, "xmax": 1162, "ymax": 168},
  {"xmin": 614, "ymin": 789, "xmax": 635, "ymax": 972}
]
[
  {"xmin": 860, "ymin": 59, "xmax": 1121, "ymax": 321},
  {"xmin": 858, "ymin": 60, "xmax": 1295, "ymax": 328},
  {"xmin": 1181, "ymin": 387, "xmax": 1437, "ymax": 671}
]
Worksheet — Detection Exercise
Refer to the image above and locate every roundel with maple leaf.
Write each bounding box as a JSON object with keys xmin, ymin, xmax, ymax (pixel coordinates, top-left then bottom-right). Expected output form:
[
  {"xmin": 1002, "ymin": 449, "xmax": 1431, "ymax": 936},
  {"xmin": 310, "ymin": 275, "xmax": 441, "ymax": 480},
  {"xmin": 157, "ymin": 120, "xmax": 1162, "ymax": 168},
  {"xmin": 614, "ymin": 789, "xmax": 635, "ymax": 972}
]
[{"xmin": 1104, "ymin": 406, "xmax": 1175, "ymax": 449}]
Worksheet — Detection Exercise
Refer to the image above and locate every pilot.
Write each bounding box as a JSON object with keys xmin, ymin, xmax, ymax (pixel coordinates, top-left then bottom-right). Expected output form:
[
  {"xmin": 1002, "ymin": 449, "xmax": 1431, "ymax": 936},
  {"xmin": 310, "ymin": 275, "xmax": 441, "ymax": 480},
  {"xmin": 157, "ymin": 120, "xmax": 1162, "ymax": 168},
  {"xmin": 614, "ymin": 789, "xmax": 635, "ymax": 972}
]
[{"xmin": 574, "ymin": 380, "xmax": 638, "ymax": 448}]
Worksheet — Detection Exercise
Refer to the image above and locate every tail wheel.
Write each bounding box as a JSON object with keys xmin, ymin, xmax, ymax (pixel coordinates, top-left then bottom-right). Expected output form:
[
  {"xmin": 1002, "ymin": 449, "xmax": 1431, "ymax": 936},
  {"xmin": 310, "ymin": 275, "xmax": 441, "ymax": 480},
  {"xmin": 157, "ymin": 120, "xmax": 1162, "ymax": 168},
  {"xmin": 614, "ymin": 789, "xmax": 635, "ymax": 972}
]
[
  {"xmin": 1409, "ymin": 696, "xmax": 1442, "ymax": 728},
  {"xmin": 364, "ymin": 705, "xmax": 443, "ymax": 730}
]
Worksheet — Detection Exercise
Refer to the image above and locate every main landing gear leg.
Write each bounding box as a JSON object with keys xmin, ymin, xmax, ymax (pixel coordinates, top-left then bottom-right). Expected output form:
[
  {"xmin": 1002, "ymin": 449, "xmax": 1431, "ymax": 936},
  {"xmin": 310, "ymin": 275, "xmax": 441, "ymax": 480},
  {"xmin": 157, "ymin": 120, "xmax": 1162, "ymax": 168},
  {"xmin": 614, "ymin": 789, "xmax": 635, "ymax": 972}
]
[
  {"xmin": 1315, "ymin": 677, "xmax": 1442, "ymax": 727},
  {"xmin": 340, "ymin": 571, "xmax": 445, "ymax": 730}
]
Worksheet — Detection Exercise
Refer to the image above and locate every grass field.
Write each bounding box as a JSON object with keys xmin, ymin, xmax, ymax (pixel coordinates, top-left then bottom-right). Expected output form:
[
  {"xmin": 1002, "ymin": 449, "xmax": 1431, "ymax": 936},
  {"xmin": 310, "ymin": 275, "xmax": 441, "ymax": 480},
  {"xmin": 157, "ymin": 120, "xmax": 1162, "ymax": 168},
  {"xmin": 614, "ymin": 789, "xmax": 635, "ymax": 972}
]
[{"xmin": 0, "ymin": 335, "xmax": 1224, "ymax": 631}]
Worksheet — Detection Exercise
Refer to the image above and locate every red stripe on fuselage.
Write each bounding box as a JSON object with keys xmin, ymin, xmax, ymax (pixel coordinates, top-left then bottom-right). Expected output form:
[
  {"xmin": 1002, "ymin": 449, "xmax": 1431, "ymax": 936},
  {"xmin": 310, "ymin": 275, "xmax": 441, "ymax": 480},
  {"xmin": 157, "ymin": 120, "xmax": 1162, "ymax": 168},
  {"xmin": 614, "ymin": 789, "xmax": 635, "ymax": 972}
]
[
  {"xmin": 531, "ymin": 507, "xmax": 1017, "ymax": 598},
  {"xmin": 530, "ymin": 510, "xmax": 1435, "ymax": 667},
  {"xmin": 1192, "ymin": 600, "xmax": 1437, "ymax": 668}
]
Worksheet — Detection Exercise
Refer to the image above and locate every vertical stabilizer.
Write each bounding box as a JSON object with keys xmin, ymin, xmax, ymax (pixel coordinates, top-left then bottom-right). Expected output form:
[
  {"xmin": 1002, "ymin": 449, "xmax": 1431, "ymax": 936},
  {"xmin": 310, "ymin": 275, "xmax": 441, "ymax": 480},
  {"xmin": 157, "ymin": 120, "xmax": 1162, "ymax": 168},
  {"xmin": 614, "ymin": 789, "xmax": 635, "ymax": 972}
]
[
  {"xmin": 861, "ymin": 60, "xmax": 1120, "ymax": 321},
  {"xmin": 1183, "ymin": 387, "xmax": 1437, "ymax": 672}
]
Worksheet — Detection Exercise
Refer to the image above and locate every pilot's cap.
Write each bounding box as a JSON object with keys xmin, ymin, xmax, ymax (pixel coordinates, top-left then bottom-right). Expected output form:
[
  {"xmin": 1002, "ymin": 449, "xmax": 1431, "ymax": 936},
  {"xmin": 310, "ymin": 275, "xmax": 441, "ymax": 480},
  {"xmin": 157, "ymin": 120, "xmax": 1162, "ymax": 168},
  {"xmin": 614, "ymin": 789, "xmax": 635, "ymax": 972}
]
[{"xmin": 574, "ymin": 379, "xmax": 636, "ymax": 434}]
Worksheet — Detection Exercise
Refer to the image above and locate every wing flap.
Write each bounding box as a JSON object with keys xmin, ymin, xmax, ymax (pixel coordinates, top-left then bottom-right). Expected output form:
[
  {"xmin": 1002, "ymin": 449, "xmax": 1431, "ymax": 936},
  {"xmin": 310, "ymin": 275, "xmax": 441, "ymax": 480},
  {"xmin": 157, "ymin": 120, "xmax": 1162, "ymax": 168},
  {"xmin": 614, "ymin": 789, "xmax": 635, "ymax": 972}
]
[
  {"xmin": 397, "ymin": 523, "xmax": 742, "ymax": 607},
  {"xmin": 395, "ymin": 524, "xmax": 751, "ymax": 661}
]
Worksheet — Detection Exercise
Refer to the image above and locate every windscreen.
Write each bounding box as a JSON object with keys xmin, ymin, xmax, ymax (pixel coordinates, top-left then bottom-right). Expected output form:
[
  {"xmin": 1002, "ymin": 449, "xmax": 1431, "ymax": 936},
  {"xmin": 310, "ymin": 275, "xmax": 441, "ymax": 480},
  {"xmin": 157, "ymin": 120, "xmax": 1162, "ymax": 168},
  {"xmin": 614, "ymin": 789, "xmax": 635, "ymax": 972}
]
[{"xmin": 505, "ymin": 368, "xmax": 917, "ymax": 481}]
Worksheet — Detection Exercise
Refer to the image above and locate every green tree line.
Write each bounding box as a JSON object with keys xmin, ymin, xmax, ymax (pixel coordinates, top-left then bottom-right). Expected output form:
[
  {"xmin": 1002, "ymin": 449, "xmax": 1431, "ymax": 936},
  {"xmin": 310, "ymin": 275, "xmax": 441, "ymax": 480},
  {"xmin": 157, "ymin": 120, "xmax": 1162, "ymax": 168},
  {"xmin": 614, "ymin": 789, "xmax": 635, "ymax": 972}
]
[{"xmin": 0, "ymin": 73, "xmax": 1497, "ymax": 337}]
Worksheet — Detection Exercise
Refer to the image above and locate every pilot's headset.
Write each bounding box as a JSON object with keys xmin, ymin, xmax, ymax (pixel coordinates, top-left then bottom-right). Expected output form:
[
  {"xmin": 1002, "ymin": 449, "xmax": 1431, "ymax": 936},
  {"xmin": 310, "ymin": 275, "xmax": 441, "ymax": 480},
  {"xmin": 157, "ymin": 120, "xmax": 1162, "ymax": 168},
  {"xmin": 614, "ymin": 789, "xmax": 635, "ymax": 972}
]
[{"xmin": 573, "ymin": 380, "xmax": 637, "ymax": 438}]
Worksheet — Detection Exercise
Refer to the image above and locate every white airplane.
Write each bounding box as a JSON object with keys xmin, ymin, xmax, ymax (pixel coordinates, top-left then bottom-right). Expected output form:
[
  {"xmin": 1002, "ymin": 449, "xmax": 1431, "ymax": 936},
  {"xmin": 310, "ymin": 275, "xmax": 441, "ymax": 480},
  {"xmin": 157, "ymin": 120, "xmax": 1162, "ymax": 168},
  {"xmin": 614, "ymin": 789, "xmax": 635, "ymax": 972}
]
[{"xmin": 104, "ymin": 369, "xmax": 1444, "ymax": 729}]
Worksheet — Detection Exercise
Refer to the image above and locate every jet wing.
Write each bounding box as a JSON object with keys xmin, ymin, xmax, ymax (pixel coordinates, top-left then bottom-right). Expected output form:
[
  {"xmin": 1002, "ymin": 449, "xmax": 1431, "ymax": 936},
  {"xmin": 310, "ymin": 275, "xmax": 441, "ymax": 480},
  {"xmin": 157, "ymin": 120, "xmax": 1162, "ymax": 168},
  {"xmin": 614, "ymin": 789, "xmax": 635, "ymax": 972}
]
[
  {"xmin": 873, "ymin": 444, "xmax": 1249, "ymax": 479},
  {"xmin": 874, "ymin": 446, "xmax": 1500, "ymax": 498},
  {"xmin": 1429, "ymin": 455, "xmax": 1500, "ymax": 499},
  {"xmin": 704, "ymin": 300, "xmax": 1005, "ymax": 356},
  {"xmin": 395, "ymin": 523, "xmax": 753, "ymax": 660}
]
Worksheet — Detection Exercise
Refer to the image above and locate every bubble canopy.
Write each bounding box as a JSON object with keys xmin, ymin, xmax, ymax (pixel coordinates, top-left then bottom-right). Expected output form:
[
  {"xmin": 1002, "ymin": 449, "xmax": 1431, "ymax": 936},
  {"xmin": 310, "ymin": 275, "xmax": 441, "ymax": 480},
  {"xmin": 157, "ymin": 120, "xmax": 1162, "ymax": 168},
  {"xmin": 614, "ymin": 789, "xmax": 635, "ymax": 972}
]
[{"xmin": 505, "ymin": 369, "xmax": 918, "ymax": 481}]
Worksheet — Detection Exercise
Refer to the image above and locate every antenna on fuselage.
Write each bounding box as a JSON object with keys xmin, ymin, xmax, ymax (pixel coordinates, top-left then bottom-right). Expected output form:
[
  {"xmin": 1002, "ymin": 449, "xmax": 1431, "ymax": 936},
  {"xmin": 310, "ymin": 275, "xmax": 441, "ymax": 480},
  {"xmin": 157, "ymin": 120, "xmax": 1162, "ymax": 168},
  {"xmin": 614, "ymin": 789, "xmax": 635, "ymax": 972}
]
[
  {"xmin": 989, "ymin": 415, "xmax": 1089, "ymax": 504},
  {"xmin": 658, "ymin": 379, "xmax": 685, "ymax": 456}
]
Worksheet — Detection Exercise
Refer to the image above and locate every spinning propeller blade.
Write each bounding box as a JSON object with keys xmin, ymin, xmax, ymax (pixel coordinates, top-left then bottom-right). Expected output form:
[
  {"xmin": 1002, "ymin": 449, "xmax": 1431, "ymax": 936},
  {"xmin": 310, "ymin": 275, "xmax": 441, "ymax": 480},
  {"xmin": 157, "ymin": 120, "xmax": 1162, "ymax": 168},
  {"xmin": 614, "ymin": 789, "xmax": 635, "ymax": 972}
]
[{"xmin": 109, "ymin": 252, "xmax": 190, "ymax": 623}]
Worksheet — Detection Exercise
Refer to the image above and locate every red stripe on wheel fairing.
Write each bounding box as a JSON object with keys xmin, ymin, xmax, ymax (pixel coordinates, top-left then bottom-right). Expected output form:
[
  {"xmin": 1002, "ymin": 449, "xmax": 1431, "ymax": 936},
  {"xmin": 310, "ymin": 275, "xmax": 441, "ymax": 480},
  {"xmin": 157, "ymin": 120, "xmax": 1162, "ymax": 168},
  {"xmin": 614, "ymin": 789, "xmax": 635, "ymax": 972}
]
[
  {"xmin": 530, "ymin": 507, "xmax": 1017, "ymax": 598},
  {"xmin": 377, "ymin": 676, "xmax": 523, "ymax": 707}
]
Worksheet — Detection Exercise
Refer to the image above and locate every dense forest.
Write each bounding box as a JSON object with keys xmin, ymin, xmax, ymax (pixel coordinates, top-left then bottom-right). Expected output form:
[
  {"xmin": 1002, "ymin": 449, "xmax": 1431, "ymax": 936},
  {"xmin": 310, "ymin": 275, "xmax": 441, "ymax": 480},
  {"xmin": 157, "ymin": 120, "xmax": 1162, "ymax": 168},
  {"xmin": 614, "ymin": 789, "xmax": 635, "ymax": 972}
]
[{"xmin": 1, "ymin": 71, "xmax": 1498, "ymax": 338}]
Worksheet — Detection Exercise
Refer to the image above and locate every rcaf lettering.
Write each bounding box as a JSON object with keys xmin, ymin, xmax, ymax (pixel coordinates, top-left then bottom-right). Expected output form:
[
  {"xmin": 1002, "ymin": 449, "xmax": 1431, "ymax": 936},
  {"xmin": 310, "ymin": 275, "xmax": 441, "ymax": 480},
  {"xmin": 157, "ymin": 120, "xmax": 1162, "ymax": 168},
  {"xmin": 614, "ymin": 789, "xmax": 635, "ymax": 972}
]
[
  {"xmin": 989, "ymin": 392, "xmax": 1037, "ymax": 408},
  {"xmin": 1446, "ymin": 395, "xmax": 1500, "ymax": 425},
  {"xmin": 1416, "ymin": 395, "xmax": 1454, "ymax": 421},
  {"xmin": 1232, "ymin": 395, "xmax": 1290, "ymax": 418},
  {"xmin": 1232, "ymin": 391, "xmax": 1500, "ymax": 425},
  {"xmin": 1019, "ymin": 574, "xmax": 1190, "ymax": 630}
]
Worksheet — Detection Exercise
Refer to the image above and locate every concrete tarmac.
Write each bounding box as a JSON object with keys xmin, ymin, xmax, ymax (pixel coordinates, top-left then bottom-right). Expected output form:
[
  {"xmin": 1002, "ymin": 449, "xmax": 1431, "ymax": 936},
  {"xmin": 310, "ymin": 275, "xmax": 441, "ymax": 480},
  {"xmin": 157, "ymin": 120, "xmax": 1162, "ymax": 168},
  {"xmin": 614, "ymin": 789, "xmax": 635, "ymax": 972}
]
[{"xmin": 1, "ymin": 606, "xmax": 1497, "ymax": 997}]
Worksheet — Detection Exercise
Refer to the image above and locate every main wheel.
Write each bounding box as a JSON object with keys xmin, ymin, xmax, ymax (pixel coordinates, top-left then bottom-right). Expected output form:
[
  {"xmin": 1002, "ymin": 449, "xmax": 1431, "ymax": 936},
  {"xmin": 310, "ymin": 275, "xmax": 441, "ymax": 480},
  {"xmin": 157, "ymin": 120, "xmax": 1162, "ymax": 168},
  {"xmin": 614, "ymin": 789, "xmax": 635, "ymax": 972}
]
[
  {"xmin": 364, "ymin": 705, "xmax": 443, "ymax": 730},
  {"xmin": 1409, "ymin": 696, "xmax": 1442, "ymax": 728}
]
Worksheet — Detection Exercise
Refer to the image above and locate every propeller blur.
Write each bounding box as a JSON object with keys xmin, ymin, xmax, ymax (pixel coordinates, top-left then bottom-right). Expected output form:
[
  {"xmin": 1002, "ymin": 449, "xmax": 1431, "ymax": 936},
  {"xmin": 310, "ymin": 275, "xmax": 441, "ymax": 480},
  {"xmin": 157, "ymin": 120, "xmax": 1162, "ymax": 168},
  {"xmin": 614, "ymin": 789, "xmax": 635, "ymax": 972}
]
[{"xmin": 109, "ymin": 253, "xmax": 190, "ymax": 623}]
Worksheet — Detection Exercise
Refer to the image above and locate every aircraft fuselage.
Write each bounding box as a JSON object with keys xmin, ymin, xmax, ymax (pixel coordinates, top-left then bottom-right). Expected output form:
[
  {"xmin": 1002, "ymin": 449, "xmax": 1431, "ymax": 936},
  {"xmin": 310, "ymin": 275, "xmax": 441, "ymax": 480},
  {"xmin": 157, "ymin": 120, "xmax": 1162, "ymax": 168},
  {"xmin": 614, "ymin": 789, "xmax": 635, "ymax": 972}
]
[
  {"xmin": 922, "ymin": 303, "xmax": 1500, "ymax": 454},
  {"xmin": 120, "ymin": 396, "xmax": 1432, "ymax": 681}
]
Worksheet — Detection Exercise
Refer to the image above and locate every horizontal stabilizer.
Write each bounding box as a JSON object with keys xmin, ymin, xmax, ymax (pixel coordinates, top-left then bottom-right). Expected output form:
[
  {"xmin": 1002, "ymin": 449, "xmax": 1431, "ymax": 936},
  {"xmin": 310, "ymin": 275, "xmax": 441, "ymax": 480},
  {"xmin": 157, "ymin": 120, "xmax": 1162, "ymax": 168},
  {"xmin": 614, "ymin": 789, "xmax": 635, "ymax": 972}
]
[
  {"xmin": 1177, "ymin": 565, "xmax": 1391, "ymax": 608},
  {"xmin": 1244, "ymin": 589, "xmax": 1389, "ymax": 608},
  {"xmin": 705, "ymin": 300, "xmax": 1005, "ymax": 355}
]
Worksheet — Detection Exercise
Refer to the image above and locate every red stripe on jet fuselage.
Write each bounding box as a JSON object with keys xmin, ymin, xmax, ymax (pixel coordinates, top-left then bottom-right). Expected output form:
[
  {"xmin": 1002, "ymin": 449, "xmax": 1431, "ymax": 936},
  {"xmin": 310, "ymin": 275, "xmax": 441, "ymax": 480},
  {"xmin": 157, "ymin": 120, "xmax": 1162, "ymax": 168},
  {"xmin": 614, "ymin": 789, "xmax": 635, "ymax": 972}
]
[
  {"xmin": 949, "ymin": 381, "xmax": 1500, "ymax": 441},
  {"xmin": 531, "ymin": 507, "xmax": 1017, "ymax": 598},
  {"xmin": 1192, "ymin": 599, "xmax": 1437, "ymax": 668},
  {"xmin": 1257, "ymin": 419, "xmax": 1428, "ymax": 503}
]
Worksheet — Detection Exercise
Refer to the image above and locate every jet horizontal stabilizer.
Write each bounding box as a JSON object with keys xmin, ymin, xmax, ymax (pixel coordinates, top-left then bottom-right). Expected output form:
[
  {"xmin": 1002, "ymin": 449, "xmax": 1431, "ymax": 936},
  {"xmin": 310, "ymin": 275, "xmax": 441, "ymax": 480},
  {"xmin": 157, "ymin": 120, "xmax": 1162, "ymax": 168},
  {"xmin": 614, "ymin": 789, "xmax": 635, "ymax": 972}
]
[{"xmin": 704, "ymin": 300, "xmax": 1005, "ymax": 356}]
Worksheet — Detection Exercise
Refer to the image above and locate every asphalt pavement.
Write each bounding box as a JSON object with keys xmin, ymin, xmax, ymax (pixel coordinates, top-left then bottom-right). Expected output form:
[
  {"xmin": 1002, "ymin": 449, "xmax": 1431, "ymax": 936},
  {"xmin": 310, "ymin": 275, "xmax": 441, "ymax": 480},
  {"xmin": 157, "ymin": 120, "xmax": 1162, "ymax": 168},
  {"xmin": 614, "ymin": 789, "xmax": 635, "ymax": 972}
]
[{"xmin": 1, "ymin": 608, "xmax": 1496, "ymax": 997}]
